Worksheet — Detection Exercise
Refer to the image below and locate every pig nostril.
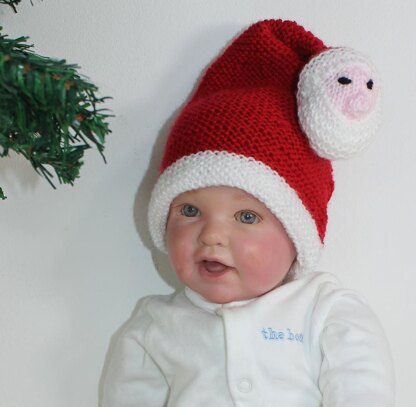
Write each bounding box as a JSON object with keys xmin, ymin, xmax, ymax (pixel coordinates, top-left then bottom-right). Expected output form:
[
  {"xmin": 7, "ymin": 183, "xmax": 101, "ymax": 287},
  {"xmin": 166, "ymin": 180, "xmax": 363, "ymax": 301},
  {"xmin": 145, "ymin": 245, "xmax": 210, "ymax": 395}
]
[
  {"xmin": 367, "ymin": 79, "xmax": 374, "ymax": 90},
  {"xmin": 338, "ymin": 76, "xmax": 352, "ymax": 85}
]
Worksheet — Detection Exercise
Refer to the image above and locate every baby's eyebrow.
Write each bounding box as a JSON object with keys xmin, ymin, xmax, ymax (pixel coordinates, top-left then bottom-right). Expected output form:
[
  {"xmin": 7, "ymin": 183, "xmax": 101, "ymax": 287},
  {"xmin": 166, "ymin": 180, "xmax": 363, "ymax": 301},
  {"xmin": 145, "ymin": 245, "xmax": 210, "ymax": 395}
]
[
  {"xmin": 234, "ymin": 194, "xmax": 254, "ymax": 202},
  {"xmin": 170, "ymin": 201, "xmax": 191, "ymax": 209},
  {"xmin": 232, "ymin": 194, "xmax": 262, "ymax": 207},
  {"xmin": 174, "ymin": 190, "xmax": 199, "ymax": 201}
]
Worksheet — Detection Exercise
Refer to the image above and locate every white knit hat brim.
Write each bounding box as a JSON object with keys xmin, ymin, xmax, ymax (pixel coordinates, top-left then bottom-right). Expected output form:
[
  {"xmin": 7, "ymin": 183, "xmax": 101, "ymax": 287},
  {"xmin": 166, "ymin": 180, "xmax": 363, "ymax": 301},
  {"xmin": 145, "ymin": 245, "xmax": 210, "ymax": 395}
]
[{"xmin": 148, "ymin": 151, "xmax": 322, "ymax": 270}]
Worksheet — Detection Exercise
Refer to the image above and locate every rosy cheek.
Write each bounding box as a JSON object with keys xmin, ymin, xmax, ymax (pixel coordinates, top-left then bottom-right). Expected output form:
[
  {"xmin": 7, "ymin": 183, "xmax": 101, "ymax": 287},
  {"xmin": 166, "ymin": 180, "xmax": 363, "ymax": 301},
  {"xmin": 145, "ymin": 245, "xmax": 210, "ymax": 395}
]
[
  {"xmin": 237, "ymin": 232, "xmax": 294, "ymax": 282},
  {"xmin": 166, "ymin": 225, "xmax": 188, "ymax": 264},
  {"xmin": 167, "ymin": 219, "xmax": 201, "ymax": 271}
]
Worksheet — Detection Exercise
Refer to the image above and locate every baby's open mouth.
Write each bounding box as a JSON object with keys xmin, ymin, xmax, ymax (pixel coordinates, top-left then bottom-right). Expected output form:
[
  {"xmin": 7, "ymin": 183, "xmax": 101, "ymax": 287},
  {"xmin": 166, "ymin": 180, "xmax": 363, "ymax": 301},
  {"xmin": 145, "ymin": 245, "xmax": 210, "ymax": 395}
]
[{"xmin": 201, "ymin": 260, "xmax": 228, "ymax": 274}]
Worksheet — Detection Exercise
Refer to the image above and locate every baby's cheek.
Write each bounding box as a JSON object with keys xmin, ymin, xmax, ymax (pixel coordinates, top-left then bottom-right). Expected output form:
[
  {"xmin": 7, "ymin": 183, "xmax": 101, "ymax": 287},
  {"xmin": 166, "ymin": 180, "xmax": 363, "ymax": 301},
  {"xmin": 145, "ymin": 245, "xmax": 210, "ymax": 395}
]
[
  {"xmin": 238, "ymin": 233, "xmax": 293, "ymax": 276},
  {"xmin": 238, "ymin": 234, "xmax": 274, "ymax": 257},
  {"xmin": 166, "ymin": 227, "xmax": 191, "ymax": 266}
]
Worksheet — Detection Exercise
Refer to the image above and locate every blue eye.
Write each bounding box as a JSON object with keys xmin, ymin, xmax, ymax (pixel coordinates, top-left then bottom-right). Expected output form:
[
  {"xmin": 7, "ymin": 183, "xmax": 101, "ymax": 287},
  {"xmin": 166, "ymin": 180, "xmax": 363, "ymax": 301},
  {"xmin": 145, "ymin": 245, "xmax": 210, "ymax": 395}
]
[
  {"xmin": 181, "ymin": 204, "xmax": 199, "ymax": 217},
  {"xmin": 237, "ymin": 210, "xmax": 259, "ymax": 224}
]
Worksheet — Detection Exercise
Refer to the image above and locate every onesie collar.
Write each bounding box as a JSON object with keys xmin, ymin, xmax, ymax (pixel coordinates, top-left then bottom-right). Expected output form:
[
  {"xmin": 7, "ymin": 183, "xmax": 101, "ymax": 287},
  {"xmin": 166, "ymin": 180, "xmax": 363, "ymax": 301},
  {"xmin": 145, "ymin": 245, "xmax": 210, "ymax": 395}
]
[{"xmin": 184, "ymin": 287, "xmax": 256, "ymax": 314}]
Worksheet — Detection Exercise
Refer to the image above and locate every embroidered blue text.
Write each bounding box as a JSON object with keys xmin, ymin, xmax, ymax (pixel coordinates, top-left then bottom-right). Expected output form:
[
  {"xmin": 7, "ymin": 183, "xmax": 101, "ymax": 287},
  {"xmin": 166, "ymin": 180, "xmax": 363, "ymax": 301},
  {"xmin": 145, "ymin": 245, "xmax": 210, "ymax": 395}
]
[{"xmin": 261, "ymin": 328, "xmax": 304, "ymax": 343}]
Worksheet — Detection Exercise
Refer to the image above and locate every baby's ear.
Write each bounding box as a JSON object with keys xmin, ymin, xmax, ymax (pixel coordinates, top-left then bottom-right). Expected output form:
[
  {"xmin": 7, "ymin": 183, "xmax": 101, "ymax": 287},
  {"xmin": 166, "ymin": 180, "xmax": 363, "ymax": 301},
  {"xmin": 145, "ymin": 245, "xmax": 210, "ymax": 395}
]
[{"xmin": 297, "ymin": 47, "xmax": 381, "ymax": 160}]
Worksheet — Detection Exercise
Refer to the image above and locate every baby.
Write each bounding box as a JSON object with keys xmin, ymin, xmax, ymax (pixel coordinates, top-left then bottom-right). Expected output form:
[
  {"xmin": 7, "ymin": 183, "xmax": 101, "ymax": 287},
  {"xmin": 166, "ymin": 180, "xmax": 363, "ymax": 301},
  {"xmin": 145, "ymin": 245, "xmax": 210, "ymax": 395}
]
[{"xmin": 102, "ymin": 19, "xmax": 394, "ymax": 406}]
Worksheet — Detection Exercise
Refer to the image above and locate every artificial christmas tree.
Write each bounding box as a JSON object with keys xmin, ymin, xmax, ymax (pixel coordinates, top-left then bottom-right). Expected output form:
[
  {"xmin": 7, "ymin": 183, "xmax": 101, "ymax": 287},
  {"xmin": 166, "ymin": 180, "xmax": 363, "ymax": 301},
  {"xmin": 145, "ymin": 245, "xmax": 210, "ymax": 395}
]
[{"xmin": 0, "ymin": 0, "xmax": 112, "ymax": 199}]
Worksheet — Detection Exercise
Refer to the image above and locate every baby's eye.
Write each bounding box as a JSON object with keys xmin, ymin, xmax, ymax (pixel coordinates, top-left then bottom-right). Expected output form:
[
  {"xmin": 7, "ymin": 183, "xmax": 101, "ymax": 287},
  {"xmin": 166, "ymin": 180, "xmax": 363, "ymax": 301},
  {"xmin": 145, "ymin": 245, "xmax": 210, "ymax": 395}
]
[
  {"xmin": 236, "ymin": 210, "xmax": 260, "ymax": 224},
  {"xmin": 181, "ymin": 204, "xmax": 200, "ymax": 217}
]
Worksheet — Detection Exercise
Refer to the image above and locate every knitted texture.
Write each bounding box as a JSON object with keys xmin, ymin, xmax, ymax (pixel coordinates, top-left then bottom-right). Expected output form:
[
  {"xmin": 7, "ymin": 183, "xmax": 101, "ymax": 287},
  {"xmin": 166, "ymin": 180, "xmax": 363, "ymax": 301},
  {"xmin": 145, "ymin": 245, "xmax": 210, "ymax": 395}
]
[
  {"xmin": 148, "ymin": 19, "xmax": 380, "ymax": 270},
  {"xmin": 160, "ymin": 20, "xmax": 334, "ymax": 242},
  {"xmin": 297, "ymin": 47, "xmax": 381, "ymax": 159}
]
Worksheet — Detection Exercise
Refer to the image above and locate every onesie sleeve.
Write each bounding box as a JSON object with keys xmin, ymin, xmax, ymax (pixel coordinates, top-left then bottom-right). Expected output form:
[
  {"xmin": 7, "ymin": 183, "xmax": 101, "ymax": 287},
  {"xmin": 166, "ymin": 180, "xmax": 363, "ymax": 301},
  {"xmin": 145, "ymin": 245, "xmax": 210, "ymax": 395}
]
[
  {"xmin": 102, "ymin": 298, "xmax": 169, "ymax": 407},
  {"xmin": 318, "ymin": 291, "xmax": 395, "ymax": 406}
]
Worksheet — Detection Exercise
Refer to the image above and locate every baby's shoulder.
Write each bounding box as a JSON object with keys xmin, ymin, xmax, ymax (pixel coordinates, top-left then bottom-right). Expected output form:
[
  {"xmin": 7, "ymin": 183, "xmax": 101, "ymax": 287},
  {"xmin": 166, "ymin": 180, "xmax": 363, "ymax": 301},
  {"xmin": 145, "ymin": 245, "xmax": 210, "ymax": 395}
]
[
  {"xmin": 299, "ymin": 271, "xmax": 372, "ymax": 320},
  {"xmin": 291, "ymin": 271, "xmax": 343, "ymax": 296},
  {"xmin": 129, "ymin": 290, "xmax": 190, "ymax": 324},
  {"xmin": 310, "ymin": 271, "xmax": 366, "ymax": 299},
  {"xmin": 132, "ymin": 291, "xmax": 177, "ymax": 316},
  {"xmin": 116, "ymin": 292, "xmax": 183, "ymax": 342}
]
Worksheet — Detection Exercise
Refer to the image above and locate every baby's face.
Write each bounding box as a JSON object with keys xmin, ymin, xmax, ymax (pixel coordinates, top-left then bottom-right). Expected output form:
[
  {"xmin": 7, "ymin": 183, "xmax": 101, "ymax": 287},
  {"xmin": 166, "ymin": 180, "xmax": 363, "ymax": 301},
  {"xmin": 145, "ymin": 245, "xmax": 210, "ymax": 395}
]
[{"xmin": 165, "ymin": 186, "xmax": 296, "ymax": 304}]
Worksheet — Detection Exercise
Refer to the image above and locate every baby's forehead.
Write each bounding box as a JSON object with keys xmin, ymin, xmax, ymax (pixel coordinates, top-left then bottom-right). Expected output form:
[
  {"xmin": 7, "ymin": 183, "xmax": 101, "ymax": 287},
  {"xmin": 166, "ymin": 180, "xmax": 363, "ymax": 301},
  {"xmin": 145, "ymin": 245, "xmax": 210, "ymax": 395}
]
[{"xmin": 172, "ymin": 186, "xmax": 258, "ymax": 203}]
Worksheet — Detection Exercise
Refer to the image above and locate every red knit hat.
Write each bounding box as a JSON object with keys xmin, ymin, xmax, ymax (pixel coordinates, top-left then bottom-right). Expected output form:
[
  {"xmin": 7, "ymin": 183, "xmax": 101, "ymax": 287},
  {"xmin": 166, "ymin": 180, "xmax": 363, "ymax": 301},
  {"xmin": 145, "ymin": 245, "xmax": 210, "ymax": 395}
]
[{"xmin": 148, "ymin": 19, "xmax": 381, "ymax": 271}]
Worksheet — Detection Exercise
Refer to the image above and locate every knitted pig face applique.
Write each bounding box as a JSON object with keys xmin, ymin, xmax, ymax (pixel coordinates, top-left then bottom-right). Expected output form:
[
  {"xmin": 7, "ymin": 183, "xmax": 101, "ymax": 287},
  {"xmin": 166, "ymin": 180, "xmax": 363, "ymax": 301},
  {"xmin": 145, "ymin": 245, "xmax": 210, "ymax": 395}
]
[{"xmin": 297, "ymin": 48, "xmax": 381, "ymax": 159}]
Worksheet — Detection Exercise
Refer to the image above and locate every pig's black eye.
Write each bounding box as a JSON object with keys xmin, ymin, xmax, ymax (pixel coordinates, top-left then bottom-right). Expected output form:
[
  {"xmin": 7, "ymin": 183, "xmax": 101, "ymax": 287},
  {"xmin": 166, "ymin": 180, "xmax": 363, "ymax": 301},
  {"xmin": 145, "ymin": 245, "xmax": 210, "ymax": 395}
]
[
  {"xmin": 338, "ymin": 76, "xmax": 352, "ymax": 85},
  {"xmin": 367, "ymin": 79, "xmax": 374, "ymax": 90}
]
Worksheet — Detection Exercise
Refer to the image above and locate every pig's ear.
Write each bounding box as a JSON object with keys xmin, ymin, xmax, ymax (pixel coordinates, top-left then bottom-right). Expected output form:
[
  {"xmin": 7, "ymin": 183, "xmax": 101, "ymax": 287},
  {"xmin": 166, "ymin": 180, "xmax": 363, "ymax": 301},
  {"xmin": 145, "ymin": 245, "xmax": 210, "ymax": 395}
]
[{"xmin": 297, "ymin": 47, "xmax": 381, "ymax": 160}]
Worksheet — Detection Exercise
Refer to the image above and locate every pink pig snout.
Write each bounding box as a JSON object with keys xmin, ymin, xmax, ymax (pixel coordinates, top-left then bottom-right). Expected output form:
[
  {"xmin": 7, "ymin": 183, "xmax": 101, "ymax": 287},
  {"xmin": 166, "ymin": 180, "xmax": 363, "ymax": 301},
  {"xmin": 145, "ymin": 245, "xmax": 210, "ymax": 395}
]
[
  {"xmin": 343, "ymin": 90, "xmax": 375, "ymax": 120},
  {"xmin": 326, "ymin": 65, "xmax": 377, "ymax": 121}
]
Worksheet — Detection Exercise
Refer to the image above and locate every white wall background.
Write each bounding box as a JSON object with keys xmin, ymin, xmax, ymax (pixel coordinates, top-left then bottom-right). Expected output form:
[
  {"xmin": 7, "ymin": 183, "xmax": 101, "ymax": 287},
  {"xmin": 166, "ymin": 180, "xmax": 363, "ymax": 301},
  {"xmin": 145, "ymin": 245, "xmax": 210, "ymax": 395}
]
[{"xmin": 1, "ymin": 1, "xmax": 414, "ymax": 406}]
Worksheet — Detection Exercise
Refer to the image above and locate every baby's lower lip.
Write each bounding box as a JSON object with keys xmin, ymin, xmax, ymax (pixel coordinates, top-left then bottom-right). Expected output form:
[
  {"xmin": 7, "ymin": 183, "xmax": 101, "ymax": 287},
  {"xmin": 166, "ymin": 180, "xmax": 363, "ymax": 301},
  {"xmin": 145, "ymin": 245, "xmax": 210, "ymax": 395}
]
[{"xmin": 198, "ymin": 260, "xmax": 231, "ymax": 277}]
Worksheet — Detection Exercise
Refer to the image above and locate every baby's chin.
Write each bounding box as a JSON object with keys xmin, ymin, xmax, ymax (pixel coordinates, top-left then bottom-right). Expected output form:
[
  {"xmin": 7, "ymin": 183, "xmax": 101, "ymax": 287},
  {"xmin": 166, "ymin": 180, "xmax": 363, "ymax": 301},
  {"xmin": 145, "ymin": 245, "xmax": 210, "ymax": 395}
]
[
  {"xmin": 197, "ymin": 288, "xmax": 258, "ymax": 305},
  {"xmin": 197, "ymin": 280, "xmax": 287, "ymax": 304}
]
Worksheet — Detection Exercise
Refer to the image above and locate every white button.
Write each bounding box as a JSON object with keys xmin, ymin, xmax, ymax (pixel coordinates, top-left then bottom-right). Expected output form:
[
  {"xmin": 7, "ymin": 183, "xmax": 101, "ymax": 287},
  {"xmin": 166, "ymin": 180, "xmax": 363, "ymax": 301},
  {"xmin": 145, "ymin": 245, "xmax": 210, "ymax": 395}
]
[{"xmin": 237, "ymin": 378, "xmax": 252, "ymax": 393}]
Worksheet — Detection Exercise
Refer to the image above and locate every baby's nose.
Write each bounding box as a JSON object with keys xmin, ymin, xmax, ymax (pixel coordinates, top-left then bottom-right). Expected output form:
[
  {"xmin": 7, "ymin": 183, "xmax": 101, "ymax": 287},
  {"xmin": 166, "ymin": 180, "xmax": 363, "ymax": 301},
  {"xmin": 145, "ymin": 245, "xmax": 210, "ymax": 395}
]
[{"xmin": 198, "ymin": 220, "xmax": 229, "ymax": 247}]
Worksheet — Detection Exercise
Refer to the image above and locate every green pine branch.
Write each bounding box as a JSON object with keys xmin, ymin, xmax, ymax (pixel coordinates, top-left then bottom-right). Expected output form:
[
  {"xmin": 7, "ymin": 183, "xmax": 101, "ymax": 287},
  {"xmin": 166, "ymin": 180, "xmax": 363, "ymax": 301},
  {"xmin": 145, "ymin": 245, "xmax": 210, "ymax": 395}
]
[
  {"xmin": 0, "ymin": 29, "xmax": 112, "ymax": 199},
  {"xmin": 1, "ymin": 0, "xmax": 24, "ymax": 13},
  {"xmin": 0, "ymin": 0, "xmax": 37, "ymax": 13}
]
